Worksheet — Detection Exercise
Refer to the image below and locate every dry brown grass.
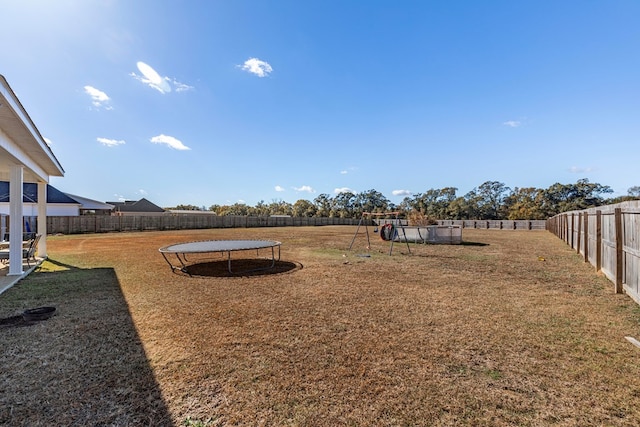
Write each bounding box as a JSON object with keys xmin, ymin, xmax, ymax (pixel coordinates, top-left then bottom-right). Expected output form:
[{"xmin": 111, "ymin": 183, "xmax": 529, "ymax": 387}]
[{"xmin": 1, "ymin": 226, "xmax": 640, "ymax": 426}]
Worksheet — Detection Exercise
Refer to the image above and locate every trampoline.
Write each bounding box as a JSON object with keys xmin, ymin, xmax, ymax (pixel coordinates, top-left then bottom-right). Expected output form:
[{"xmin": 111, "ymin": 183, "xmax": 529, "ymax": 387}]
[{"xmin": 159, "ymin": 239, "xmax": 281, "ymax": 275}]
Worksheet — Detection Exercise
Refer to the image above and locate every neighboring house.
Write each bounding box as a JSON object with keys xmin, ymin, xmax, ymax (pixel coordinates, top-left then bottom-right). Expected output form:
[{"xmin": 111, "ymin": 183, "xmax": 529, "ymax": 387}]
[
  {"xmin": 0, "ymin": 181, "xmax": 80, "ymax": 216},
  {"xmin": 64, "ymin": 193, "xmax": 114, "ymax": 215},
  {"xmin": 108, "ymin": 198, "xmax": 166, "ymax": 216}
]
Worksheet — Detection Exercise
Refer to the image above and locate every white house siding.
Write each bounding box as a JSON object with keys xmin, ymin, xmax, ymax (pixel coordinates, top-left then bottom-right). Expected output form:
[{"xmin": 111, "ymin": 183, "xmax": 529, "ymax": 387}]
[{"xmin": 0, "ymin": 203, "xmax": 79, "ymax": 216}]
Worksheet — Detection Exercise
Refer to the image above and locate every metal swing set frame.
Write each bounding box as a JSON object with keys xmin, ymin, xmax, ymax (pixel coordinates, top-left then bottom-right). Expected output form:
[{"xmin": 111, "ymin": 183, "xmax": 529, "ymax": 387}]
[{"xmin": 348, "ymin": 211, "xmax": 412, "ymax": 255}]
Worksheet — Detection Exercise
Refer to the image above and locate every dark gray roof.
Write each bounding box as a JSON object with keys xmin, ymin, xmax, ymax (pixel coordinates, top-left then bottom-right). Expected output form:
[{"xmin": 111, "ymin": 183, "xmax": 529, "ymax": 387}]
[
  {"xmin": 0, "ymin": 181, "xmax": 79, "ymax": 204},
  {"xmin": 107, "ymin": 198, "xmax": 165, "ymax": 213}
]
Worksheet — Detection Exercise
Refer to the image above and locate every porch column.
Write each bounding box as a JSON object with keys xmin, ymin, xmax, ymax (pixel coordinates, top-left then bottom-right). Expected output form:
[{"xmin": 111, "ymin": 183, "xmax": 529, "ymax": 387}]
[
  {"xmin": 37, "ymin": 182, "xmax": 47, "ymax": 257},
  {"xmin": 8, "ymin": 164, "xmax": 24, "ymax": 276}
]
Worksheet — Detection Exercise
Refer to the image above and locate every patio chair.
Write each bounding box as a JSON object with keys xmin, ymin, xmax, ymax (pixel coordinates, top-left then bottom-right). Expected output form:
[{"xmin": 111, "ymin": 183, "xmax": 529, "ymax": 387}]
[
  {"xmin": 2, "ymin": 232, "xmax": 35, "ymax": 242},
  {"xmin": 0, "ymin": 234, "xmax": 41, "ymax": 266}
]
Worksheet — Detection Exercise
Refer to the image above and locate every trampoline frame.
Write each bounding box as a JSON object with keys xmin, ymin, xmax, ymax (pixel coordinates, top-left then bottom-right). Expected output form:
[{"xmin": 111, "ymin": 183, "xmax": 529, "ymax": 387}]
[{"xmin": 159, "ymin": 239, "xmax": 281, "ymax": 275}]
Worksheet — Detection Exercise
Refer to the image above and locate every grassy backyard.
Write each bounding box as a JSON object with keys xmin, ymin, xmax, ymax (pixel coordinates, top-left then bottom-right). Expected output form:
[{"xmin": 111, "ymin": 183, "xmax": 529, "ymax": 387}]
[{"xmin": 1, "ymin": 226, "xmax": 640, "ymax": 426}]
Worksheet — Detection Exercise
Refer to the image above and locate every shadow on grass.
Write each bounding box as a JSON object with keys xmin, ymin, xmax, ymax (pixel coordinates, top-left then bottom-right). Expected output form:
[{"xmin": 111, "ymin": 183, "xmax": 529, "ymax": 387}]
[
  {"xmin": 0, "ymin": 258, "xmax": 173, "ymax": 426},
  {"xmin": 185, "ymin": 259, "xmax": 302, "ymax": 278},
  {"xmin": 461, "ymin": 241, "xmax": 489, "ymax": 246}
]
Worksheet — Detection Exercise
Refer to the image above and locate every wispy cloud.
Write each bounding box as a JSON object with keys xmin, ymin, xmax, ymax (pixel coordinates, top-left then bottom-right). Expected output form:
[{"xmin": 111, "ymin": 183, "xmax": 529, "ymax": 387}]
[
  {"xmin": 275, "ymin": 185, "xmax": 285, "ymax": 192},
  {"xmin": 503, "ymin": 120, "xmax": 521, "ymax": 128},
  {"xmin": 334, "ymin": 187, "xmax": 355, "ymax": 194},
  {"xmin": 340, "ymin": 166, "xmax": 358, "ymax": 175},
  {"xmin": 136, "ymin": 189, "xmax": 148, "ymax": 196},
  {"xmin": 150, "ymin": 134, "xmax": 190, "ymax": 150},
  {"xmin": 392, "ymin": 189, "xmax": 411, "ymax": 196},
  {"xmin": 131, "ymin": 62, "xmax": 193, "ymax": 94},
  {"xmin": 239, "ymin": 58, "xmax": 273, "ymax": 77},
  {"xmin": 172, "ymin": 79, "xmax": 194, "ymax": 92},
  {"xmin": 84, "ymin": 86, "xmax": 112, "ymax": 109},
  {"xmin": 294, "ymin": 185, "xmax": 316, "ymax": 193},
  {"xmin": 568, "ymin": 166, "xmax": 594, "ymax": 174},
  {"xmin": 97, "ymin": 137, "xmax": 125, "ymax": 147},
  {"xmin": 43, "ymin": 137, "xmax": 52, "ymax": 146}
]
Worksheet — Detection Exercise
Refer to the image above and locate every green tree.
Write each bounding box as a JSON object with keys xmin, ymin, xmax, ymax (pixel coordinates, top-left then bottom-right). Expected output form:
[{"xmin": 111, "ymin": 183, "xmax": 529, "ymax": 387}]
[
  {"xmin": 474, "ymin": 181, "xmax": 511, "ymax": 219},
  {"xmin": 224, "ymin": 203, "xmax": 250, "ymax": 216},
  {"xmin": 540, "ymin": 179, "xmax": 612, "ymax": 216},
  {"xmin": 505, "ymin": 187, "xmax": 546, "ymax": 220},
  {"xmin": 332, "ymin": 191, "xmax": 356, "ymax": 218},
  {"xmin": 173, "ymin": 204, "xmax": 202, "ymax": 211},
  {"xmin": 267, "ymin": 199, "xmax": 293, "ymax": 216},
  {"xmin": 292, "ymin": 199, "xmax": 317, "ymax": 217},
  {"xmin": 445, "ymin": 197, "xmax": 470, "ymax": 220},
  {"xmin": 254, "ymin": 200, "xmax": 270, "ymax": 216},
  {"xmin": 628, "ymin": 186, "xmax": 640, "ymax": 198},
  {"xmin": 354, "ymin": 189, "xmax": 389, "ymax": 216},
  {"xmin": 313, "ymin": 194, "xmax": 332, "ymax": 217}
]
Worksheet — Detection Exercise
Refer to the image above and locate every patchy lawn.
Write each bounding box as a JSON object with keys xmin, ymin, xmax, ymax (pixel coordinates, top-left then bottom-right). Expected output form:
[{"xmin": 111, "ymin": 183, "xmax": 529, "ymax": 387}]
[{"xmin": 1, "ymin": 227, "xmax": 640, "ymax": 426}]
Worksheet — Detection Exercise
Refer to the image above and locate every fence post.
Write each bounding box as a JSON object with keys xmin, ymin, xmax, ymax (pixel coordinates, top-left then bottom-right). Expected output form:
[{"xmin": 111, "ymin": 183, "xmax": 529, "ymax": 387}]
[{"xmin": 614, "ymin": 208, "xmax": 624, "ymax": 294}]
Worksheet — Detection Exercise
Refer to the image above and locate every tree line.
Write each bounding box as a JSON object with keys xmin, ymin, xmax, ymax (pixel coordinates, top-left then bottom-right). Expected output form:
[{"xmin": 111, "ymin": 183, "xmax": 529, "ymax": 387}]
[{"xmin": 168, "ymin": 179, "xmax": 640, "ymax": 221}]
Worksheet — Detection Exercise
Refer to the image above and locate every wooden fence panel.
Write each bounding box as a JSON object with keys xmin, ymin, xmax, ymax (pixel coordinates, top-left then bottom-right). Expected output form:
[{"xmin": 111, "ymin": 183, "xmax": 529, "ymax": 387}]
[
  {"xmin": 436, "ymin": 220, "xmax": 546, "ymax": 230},
  {"xmin": 44, "ymin": 215, "xmax": 548, "ymax": 235},
  {"xmin": 624, "ymin": 212, "xmax": 640, "ymax": 304},
  {"xmin": 601, "ymin": 212, "xmax": 617, "ymax": 284},
  {"xmin": 548, "ymin": 202, "xmax": 640, "ymax": 305},
  {"xmin": 586, "ymin": 211, "xmax": 598, "ymax": 267},
  {"xmin": 569, "ymin": 213, "xmax": 577, "ymax": 251}
]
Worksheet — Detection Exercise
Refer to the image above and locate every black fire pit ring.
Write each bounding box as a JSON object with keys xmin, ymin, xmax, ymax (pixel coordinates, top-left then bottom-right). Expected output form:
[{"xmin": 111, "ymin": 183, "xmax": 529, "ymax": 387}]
[{"xmin": 22, "ymin": 307, "xmax": 56, "ymax": 322}]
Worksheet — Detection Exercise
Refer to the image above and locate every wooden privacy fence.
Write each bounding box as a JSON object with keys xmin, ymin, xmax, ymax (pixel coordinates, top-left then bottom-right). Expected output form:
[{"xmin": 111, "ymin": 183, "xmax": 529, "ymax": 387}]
[
  {"xmin": 437, "ymin": 219, "xmax": 547, "ymax": 230},
  {"xmin": 547, "ymin": 200, "xmax": 640, "ymax": 306},
  {"xmin": 45, "ymin": 215, "xmax": 360, "ymax": 235}
]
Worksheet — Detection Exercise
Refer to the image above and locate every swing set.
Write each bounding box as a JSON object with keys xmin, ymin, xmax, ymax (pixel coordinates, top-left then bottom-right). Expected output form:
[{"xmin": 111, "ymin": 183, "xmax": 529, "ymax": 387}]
[{"xmin": 348, "ymin": 212, "xmax": 412, "ymax": 255}]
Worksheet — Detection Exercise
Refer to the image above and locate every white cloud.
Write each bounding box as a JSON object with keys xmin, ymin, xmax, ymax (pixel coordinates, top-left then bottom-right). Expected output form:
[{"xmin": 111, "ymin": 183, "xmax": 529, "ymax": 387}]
[
  {"xmin": 137, "ymin": 189, "xmax": 148, "ymax": 196},
  {"xmin": 275, "ymin": 185, "xmax": 285, "ymax": 192},
  {"xmin": 97, "ymin": 137, "xmax": 125, "ymax": 147},
  {"xmin": 239, "ymin": 57, "xmax": 273, "ymax": 77},
  {"xmin": 84, "ymin": 85, "xmax": 112, "ymax": 109},
  {"xmin": 131, "ymin": 62, "xmax": 193, "ymax": 93},
  {"xmin": 568, "ymin": 166, "xmax": 594, "ymax": 174},
  {"xmin": 340, "ymin": 170, "xmax": 348, "ymax": 174},
  {"xmin": 131, "ymin": 61, "xmax": 172, "ymax": 93},
  {"xmin": 503, "ymin": 120, "xmax": 521, "ymax": 128},
  {"xmin": 294, "ymin": 185, "xmax": 315, "ymax": 193},
  {"xmin": 43, "ymin": 137, "xmax": 52, "ymax": 146},
  {"xmin": 150, "ymin": 134, "xmax": 191, "ymax": 150},
  {"xmin": 334, "ymin": 187, "xmax": 355, "ymax": 194},
  {"xmin": 392, "ymin": 189, "xmax": 411, "ymax": 196}
]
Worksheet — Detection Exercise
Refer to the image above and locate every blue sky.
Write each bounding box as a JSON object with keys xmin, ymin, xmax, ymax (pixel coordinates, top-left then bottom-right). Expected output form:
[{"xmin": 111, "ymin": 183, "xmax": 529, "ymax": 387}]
[{"xmin": 1, "ymin": 1, "xmax": 638, "ymax": 208}]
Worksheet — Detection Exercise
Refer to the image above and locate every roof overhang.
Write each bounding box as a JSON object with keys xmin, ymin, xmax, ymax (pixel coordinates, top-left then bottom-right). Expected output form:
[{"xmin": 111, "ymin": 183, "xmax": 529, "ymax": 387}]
[{"xmin": 0, "ymin": 74, "xmax": 64, "ymax": 183}]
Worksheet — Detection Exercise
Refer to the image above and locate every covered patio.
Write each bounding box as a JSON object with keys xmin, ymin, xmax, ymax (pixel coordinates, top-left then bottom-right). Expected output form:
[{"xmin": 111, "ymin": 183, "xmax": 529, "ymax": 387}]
[{"xmin": 0, "ymin": 74, "xmax": 64, "ymax": 291}]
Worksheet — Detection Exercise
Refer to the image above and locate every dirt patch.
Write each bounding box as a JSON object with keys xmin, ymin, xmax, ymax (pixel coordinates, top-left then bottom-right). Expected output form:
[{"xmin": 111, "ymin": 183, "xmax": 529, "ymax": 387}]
[{"xmin": 1, "ymin": 227, "xmax": 640, "ymax": 426}]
